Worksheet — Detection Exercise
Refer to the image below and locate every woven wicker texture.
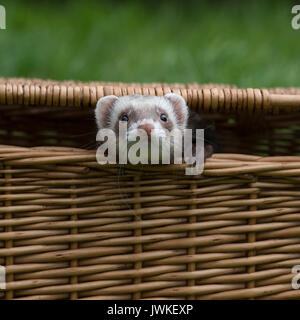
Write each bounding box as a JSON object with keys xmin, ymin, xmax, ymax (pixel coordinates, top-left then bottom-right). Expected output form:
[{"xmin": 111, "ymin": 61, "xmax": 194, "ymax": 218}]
[
  {"xmin": 0, "ymin": 77, "xmax": 300, "ymax": 113},
  {"xmin": 0, "ymin": 78, "xmax": 300, "ymax": 300}
]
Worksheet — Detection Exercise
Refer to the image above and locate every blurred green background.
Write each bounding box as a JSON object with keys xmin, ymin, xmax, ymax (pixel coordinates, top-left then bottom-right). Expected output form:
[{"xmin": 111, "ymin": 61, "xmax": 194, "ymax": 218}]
[{"xmin": 0, "ymin": 0, "xmax": 299, "ymax": 87}]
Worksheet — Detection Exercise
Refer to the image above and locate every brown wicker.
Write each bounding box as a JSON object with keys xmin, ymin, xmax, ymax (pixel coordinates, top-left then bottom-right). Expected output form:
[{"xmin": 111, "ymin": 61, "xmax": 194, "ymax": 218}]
[{"xmin": 0, "ymin": 78, "xmax": 300, "ymax": 300}]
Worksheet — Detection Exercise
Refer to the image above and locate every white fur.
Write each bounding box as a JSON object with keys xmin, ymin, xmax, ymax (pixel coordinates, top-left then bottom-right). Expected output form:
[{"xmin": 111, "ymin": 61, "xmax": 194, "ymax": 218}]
[
  {"xmin": 95, "ymin": 94, "xmax": 188, "ymax": 132},
  {"xmin": 128, "ymin": 123, "xmax": 167, "ymax": 141},
  {"xmin": 128, "ymin": 118, "xmax": 160, "ymax": 131}
]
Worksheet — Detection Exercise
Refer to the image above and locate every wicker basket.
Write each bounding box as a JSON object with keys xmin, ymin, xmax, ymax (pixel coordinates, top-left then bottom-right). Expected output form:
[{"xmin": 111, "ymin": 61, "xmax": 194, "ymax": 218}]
[{"xmin": 0, "ymin": 78, "xmax": 300, "ymax": 300}]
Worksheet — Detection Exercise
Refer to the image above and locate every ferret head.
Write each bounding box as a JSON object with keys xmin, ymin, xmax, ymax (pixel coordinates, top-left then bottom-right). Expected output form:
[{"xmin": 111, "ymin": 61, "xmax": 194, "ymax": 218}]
[{"xmin": 95, "ymin": 94, "xmax": 189, "ymax": 137}]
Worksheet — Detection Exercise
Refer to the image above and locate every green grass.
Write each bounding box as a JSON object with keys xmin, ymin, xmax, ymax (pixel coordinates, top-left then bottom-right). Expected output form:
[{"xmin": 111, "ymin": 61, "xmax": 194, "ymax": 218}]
[{"xmin": 0, "ymin": 0, "xmax": 299, "ymax": 87}]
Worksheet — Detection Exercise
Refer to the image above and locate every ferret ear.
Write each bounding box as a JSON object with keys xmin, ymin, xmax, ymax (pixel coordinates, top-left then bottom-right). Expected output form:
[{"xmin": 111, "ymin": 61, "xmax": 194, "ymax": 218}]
[
  {"xmin": 164, "ymin": 93, "xmax": 189, "ymax": 126},
  {"xmin": 95, "ymin": 95, "xmax": 119, "ymax": 128}
]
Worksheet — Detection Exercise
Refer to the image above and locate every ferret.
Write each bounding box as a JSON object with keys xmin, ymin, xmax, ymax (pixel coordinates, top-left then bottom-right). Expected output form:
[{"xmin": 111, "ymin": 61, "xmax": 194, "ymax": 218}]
[{"xmin": 95, "ymin": 93, "xmax": 216, "ymax": 164}]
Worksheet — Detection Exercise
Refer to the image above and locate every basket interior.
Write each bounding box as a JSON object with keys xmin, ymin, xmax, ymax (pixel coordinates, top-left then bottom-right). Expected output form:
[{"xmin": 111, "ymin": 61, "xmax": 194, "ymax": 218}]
[{"xmin": 1, "ymin": 104, "xmax": 300, "ymax": 156}]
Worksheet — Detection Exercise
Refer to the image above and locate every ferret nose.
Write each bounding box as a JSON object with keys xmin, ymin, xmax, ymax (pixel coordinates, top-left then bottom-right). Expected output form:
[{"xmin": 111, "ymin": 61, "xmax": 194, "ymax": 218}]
[{"xmin": 137, "ymin": 123, "xmax": 154, "ymax": 136}]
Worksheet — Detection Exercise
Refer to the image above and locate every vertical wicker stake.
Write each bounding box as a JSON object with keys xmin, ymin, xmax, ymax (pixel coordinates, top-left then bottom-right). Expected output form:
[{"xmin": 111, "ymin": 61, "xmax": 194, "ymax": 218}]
[
  {"xmin": 4, "ymin": 166, "xmax": 13, "ymax": 299},
  {"xmin": 247, "ymin": 179, "xmax": 258, "ymax": 297},
  {"xmin": 70, "ymin": 185, "xmax": 78, "ymax": 299},
  {"xmin": 132, "ymin": 174, "xmax": 142, "ymax": 300},
  {"xmin": 187, "ymin": 181, "xmax": 197, "ymax": 300}
]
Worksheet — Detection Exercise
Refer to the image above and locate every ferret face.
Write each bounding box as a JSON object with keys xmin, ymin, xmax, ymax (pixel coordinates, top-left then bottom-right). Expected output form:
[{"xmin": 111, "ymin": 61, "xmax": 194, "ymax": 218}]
[
  {"xmin": 95, "ymin": 94, "xmax": 215, "ymax": 165},
  {"xmin": 95, "ymin": 94, "xmax": 189, "ymax": 138}
]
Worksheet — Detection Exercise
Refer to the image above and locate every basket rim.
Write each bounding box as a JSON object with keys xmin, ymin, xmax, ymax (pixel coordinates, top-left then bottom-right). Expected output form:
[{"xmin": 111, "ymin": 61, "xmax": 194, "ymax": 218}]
[{"xmin": 0, "ymin": 78, "xmax": 300, "ymax": 113}]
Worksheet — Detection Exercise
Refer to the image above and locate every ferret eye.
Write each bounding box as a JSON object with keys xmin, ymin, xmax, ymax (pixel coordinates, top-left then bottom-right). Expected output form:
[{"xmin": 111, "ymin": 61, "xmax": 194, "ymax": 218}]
[
  {"xmin": 160, "ymin": 114, "xmax": 167, "ymax": 122},
  {"xmin": 121, "ymin": 114, "xmax": 129, "ymax": 121}
]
